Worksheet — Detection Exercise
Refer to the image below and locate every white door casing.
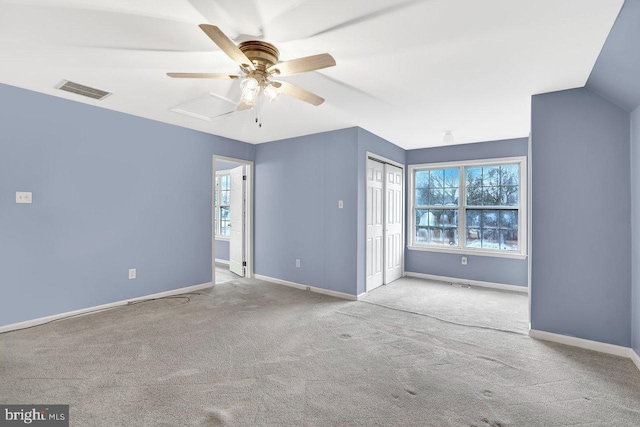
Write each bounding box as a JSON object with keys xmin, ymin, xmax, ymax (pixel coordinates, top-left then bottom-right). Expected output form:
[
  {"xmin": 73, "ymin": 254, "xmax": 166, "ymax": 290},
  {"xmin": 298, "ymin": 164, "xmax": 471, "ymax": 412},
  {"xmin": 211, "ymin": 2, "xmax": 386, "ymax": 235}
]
[
  {"xmin": 385, "ymin": 164, "xmax": 403, "ymax": 284},
  {"xmin": 229, "ymin": 165, "xmax": 245, "ymax": 277},
  {"xmin": 366, "ymin": 159, "xmax": 384, "ymax": 292}
]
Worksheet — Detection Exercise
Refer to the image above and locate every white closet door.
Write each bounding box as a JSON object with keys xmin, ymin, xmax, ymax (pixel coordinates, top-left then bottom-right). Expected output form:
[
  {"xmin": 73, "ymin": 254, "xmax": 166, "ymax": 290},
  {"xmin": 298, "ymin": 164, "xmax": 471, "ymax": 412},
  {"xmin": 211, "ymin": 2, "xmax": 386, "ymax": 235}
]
[
  {"xmin": 385, "ymin": 164, "xmax": 403, "ymax": 284},
  {"xmin": 229, "ymin": 165, "xmax": 245, "ymax": 277},
  {"xmin": 366, "ymin": 159, "xmax": 385, "ymax": 292}
]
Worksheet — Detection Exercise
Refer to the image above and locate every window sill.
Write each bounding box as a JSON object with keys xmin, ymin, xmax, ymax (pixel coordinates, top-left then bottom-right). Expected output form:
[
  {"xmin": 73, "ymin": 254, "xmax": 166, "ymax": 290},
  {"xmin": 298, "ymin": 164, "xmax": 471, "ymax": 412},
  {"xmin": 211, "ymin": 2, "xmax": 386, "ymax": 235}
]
[
  {"xmin": 407, "ymin": 245, "xmax": 527, "ymax": 260},
  {"xmin": 215, "ymin": 236, "xmax": 230, "ymax": 242}
]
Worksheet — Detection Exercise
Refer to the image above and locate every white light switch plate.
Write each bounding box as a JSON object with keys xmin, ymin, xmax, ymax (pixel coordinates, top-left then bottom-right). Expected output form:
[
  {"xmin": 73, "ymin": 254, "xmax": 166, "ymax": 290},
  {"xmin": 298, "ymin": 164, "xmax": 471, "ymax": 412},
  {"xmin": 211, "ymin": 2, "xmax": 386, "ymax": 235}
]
[
  {"xmin": 16, "ymin": 192, "xmax": 32, "ymax": 204},
  {"xmin": 129, "ymin": 268, "xmax": 136, "ymax": 279},
  {"xmin": 338, "ymin": 200, "xmax": 343, "ymax": 209}
]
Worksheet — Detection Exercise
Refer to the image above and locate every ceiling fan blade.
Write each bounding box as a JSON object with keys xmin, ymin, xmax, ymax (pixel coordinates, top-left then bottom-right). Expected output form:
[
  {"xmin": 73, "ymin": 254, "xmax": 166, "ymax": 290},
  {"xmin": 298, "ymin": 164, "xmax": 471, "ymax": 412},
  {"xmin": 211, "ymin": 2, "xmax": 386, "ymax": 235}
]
[
  {"xmin": 268, "ymin": 54, "xmax": 336, "ymax": 76},
  {"xmin": 199, "ymin": 24, "xmax": 255, "ymax": 70},
  {"xmin": 273, "ymin": 80, "xmax": 325, "ymax": 106},
  {"xmin": 167, "ymin": 73, "xmax": 242, "ymax": 79}
]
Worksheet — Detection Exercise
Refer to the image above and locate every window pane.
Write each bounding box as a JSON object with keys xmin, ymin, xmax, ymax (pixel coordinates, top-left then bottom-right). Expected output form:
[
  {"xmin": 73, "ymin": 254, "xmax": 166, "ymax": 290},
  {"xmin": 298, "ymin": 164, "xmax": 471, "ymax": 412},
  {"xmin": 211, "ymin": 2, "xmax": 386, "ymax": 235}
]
[
  {"xmin": 221, "ymin": 175, "xmax": 230, "ymax": 190},
  {"xmin": 416, "ymin": 226, "xmax": 429, "ymax": 243},
  {"xmin": 221, "ymin": 190, "xmax": 230, "ymax": 205},
  {"xmin": 483, "ymin": 166, "xmax": 500, "ymax": 186},
  {"xmin": 444, "ymin": 169, "xmax": 459, "ymax": 188},
  {"xmin": 434, "ymin": 209, "xmax": 457, "ymax": 227},
  {"xmin": 482, "ymin": 210, "xmax": 498, "ymax": 228},
  {"xmin": 415, "ymin": 188, "xmax": 429, "ymax": 206},
  {"xmin": 429, "ymin": 188, "xmax": 444, "ymax": 206},
  {"xmin": 416, "ymin": 209, "xmax": 432, "ymax": 226},
  {"xmin": 466, "ymin": 186, "xmax": 483, "ymax": 206},
  {"xmin": 466, "ymin": 209, "xmax": 481, "ymax": 227},
  {"xmin": 500, "ymin": 164, "xmax": 519, "ymax": 186},
  {"xmin": 466, "ymin": 228, "xmax": 481, "ymax": 248},
  {"xmin": 429, "ymin": 169, "xmax": 444, "ymax": 189},
  {"xmin": 481, "ymin": 228, "xmax": 499, "ymax": 249},
  {"xmin": 499, "ymin": 210, "xmax": 518, "ymax": 229},
  {"xmin": 482, "ymin": 187, "xmax": 500, "ymax": 206},
  {"xmin": 444, "ymin": 227, "xmax": 458, "ymax": 246},
  {"xmin": 429, "ymin": 227, "xmax": 444, "ymax": 245},
  {"xmin": 220, "ymin": 206, "xmax": 230, "ymax": 221},
  {"xmin": 466, "ymin": 167, "xmax": 483, "ymax": 188},
  {"xmin": 415, "ymin": 170, "xmax": 429, "ymax": 189},
  {"xmin": 501, "ymin": 186, "xmax": 519, "ymax": 206},
  {"xmin": 220, "ymin": 221, "xmax": 230, "ymax": 236},
  {"xmin": 444, "ymin": 188, "xmax": 458, "ymax": 206},
  {"xmin": 500, "ymin": 229, "xmax": 518, "ymax": 251}
]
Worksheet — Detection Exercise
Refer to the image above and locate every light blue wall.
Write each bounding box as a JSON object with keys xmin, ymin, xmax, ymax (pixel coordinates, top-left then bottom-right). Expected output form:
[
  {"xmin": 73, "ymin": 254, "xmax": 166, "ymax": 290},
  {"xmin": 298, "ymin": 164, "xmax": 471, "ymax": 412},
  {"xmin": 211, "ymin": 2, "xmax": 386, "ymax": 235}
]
[
  {"xmin": 254, "ymin": 128, "xmax": 359, "ymax": 295},
  {"xmin": 531, "ymin": 87, "xmax": 631, "ymax": 347},
  {"xmin": 587, "ymin": 0, "xmax": 640, "ymax": 112},
  {"xmin": 632, "ymin": 106, "xmax": 640, "ymax": 356},
  {"xmin": 0, "ymin": 83, "xmax": 254, "ymax": 327},
  {"xmin": 405, "ymin": 138, "xmax": 529, "ymax": 287},
  {"xmin": 214, "ymin": 240, "xmax": 229, "ymax": 261},
  {"xmin": 356, "ymin": 128, "xmax": 407, "ymax": 295}
]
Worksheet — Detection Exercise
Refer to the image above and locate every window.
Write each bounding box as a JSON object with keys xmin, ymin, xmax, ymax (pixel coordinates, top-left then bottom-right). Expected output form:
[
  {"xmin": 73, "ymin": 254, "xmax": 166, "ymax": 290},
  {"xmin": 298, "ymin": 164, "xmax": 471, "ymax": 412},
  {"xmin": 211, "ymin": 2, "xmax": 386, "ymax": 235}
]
[
  {"xmin": 409, "ymin": 157, "xmax": 526, "ymax": 258},
  {"xmin": 214, "ymin": 172, "xmax": 230, "ymax": 238}
]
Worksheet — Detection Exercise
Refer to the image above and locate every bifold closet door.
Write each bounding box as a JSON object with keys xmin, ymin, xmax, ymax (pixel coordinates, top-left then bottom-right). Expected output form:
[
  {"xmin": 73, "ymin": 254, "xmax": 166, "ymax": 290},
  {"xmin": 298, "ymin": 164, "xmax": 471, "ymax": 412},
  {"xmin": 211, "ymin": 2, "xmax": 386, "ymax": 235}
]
[
  {"xmin": 385, "ymin": 164, "xmax": 403, "ymax": 284},
  {"xmin": 366, "ymin": 159, "xmax": 384, "ymax": 292}
]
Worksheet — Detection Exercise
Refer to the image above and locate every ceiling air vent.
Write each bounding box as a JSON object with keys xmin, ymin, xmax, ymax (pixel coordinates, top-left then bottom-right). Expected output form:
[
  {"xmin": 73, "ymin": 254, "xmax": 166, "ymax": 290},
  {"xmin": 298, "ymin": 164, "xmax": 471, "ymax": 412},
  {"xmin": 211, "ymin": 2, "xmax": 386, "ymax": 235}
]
[{"xmin": 56, "ymin": 80, "xmax": 112, "ymax": 100}]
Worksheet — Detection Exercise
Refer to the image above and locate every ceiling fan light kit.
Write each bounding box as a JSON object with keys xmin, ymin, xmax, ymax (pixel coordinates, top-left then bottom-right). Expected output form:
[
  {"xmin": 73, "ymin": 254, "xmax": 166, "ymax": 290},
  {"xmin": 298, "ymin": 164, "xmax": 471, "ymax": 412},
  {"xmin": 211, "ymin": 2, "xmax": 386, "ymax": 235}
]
[{"xmin": 167, "ymin": 24, "xmax": 336, "ymax": 123}]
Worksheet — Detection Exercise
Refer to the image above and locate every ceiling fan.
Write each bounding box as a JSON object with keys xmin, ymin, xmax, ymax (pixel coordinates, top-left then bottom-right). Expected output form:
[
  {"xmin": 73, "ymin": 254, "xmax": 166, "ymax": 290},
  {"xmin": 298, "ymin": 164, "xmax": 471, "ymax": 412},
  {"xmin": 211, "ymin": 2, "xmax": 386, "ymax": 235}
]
[{"xmin": 167, "ymin": 24, "xmax": 336, "ymax": 114}]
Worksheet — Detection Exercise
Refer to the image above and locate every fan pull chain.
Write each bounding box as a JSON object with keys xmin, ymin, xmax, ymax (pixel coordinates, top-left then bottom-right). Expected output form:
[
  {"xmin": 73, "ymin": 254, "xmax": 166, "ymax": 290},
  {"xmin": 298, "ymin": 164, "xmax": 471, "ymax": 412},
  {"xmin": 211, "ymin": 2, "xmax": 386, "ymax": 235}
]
[{"xmin": 255, "ymin": 93, "xmax": 263, "ymax": 128}]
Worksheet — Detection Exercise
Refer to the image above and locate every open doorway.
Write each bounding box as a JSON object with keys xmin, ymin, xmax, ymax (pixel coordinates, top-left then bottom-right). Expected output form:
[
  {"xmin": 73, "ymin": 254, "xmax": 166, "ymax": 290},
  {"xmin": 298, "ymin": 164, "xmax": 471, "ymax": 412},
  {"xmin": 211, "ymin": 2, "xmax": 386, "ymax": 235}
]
[{"xmin": 213, "ymin": 156, "xmax": 253, "ymax": 284}]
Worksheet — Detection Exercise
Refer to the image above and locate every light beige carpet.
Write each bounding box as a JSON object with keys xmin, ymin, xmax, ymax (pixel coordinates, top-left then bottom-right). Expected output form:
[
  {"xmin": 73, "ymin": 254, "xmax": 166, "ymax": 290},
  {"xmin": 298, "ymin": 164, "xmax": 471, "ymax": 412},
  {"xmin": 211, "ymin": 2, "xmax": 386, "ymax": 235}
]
[{"xmin": 1, "ymin": 277, "xmax": 638, "ymax": 426}]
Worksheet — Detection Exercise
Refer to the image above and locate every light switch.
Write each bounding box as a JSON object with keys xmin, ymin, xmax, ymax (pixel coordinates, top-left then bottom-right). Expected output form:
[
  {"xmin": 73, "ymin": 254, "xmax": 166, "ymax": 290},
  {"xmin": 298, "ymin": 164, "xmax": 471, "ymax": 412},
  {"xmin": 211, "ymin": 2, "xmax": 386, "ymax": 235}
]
[
  {"xmin": 16, "ymin": 192, "xmax": 32, "ymax": 204},
  {"xmin": 338, "ymin": 200, "xmax": 343, "ymax": 209}
]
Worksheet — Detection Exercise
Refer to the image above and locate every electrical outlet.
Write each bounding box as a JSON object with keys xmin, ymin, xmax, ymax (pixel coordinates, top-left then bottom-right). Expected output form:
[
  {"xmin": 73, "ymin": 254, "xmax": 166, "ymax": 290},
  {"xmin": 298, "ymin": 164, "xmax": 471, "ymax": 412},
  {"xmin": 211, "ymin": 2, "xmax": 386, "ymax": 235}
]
[
  {"xmin": 16, "ymin": 192, "xmax": 32, "ymax": 204},
  {"xmin": 461, "ymin": 256, "xmax": 467, "ymax": 265},
  {"xmin": 296, "ymin": 259, "xmax": 301, "ymax": 268},
  {"xmin": 128, "ymin": 268, "xmax": 136, "ymax": 279}
]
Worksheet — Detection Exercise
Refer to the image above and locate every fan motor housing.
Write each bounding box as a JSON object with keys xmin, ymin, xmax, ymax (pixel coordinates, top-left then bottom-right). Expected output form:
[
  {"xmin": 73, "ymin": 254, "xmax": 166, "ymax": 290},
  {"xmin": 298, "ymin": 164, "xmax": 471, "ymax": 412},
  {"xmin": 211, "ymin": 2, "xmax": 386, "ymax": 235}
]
[{"xmin": 238, "ymin": 41, "xmax": 280, "ymax": 70}]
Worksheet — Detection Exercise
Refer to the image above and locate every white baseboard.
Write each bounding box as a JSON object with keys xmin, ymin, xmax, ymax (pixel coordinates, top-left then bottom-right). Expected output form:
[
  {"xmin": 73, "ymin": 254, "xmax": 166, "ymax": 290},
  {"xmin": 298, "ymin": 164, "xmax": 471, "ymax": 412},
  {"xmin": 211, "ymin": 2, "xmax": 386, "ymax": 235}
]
[
  {"xmin": 0, "ymin": 282, "xmax": 213, "ymax": 334},
  {"xmin": 214, "ymin": 258, "xmax": 230, "ymax": 265},
  {"xmin": 529, "ymin": 329, "xmax": 636, "ymax": 361},
  {"xmin": 404, "ymin": 271, "xmax": 528, "ymax": 294},
  {"xmin": 357, "ymin": 292, "xmax": 367, "ymax": 300},
  {"xmin": 254, "ymin": 274, "xmax": 357, "ymax": 301},
  {"xmin": 630, "ymin": 348, "xmax": 640, "ymax": 371}
]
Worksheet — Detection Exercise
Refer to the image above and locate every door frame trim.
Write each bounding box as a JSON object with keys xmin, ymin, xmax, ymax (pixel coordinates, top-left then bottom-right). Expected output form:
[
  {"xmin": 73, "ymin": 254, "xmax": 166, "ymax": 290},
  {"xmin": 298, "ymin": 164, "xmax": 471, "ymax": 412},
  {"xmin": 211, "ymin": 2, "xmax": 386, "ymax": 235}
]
[
  {"xmin": 212, "ymin": 155, "xmax": 254, "ymax": 282},
  {"xmin": 365, "ymin": 151, "xmax": 405, "ymax": 290}
]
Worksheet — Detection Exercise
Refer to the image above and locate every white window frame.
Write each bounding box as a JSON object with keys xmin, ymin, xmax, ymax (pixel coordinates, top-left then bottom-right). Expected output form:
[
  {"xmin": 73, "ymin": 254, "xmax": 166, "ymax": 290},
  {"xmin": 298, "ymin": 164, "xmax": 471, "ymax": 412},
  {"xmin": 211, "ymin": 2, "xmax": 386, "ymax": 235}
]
[
  {"xmin": 408, "ymin": 156, "xmax": 527, "ymax": 259},
  {"xmin": 214, "ymin": 170, "xmax": 230, "ymax": 240}
]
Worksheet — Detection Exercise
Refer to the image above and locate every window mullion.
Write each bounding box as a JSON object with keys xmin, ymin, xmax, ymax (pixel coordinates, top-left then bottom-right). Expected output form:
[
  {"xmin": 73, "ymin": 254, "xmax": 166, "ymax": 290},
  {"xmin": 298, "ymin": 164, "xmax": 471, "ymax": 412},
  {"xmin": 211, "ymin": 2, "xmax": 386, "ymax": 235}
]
[{"xmin": 459, "ymin": 166, "xmax": 466, "ymax": 249}]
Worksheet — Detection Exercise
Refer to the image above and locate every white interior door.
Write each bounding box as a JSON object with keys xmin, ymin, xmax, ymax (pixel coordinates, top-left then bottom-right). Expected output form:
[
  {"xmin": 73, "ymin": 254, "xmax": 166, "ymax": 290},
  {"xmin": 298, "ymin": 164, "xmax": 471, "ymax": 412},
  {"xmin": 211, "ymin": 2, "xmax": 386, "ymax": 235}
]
[
  {"xmin": 229, "ymin": 165, "xmax": 245, "ymax": 277},
  {"xmin": 366, "ymin": 159, "xmax": 384, "ymax": 292},
  {"xmin": 385, "ymin": 164, "xmax": 403, "ymax": 284}
]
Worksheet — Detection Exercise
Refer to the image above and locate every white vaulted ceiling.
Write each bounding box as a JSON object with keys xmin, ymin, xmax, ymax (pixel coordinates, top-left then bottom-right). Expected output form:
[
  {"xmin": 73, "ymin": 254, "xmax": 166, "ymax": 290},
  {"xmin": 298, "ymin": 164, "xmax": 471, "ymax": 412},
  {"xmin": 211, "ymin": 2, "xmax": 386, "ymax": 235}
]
[{"xmin": 0, "ymin": 0, "xmax": 624, "ymax": 149}]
